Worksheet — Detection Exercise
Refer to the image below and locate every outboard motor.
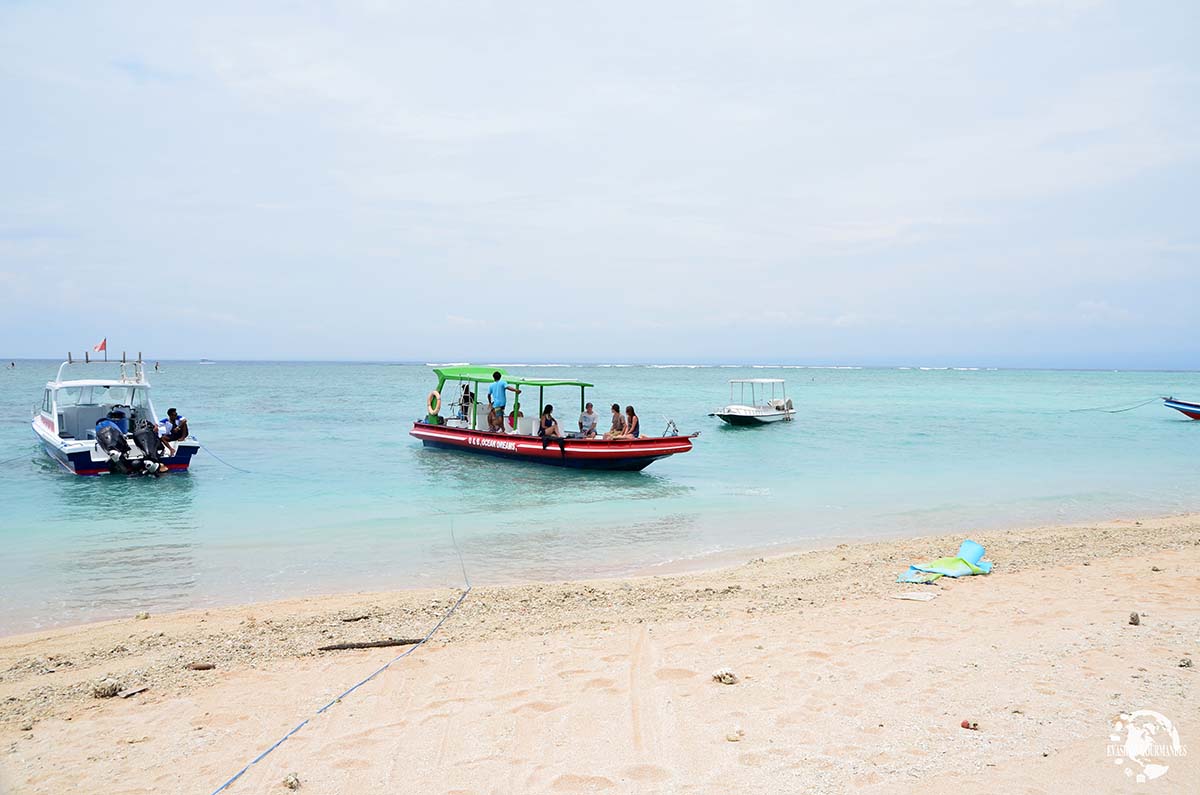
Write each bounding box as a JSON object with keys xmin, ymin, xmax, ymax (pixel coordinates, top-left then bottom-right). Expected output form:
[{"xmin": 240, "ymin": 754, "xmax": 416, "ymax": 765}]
[
  {"xmin": 132, "ymin": 419, "xmax": 164, "ymax": 464},
  {"xmin": 95, "ymin": 418, "xmax": 167, "ymax": 476},
  {"xmin": 95, "ymin": 418, "xmax": 135, "ymax": 474}
]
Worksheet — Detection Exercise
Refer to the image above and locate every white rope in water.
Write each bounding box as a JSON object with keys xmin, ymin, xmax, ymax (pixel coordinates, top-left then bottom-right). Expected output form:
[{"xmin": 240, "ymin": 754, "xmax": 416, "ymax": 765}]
[{"xmin": 1069, "ymin": 396, "xmax": 1165, "ymax": 414}]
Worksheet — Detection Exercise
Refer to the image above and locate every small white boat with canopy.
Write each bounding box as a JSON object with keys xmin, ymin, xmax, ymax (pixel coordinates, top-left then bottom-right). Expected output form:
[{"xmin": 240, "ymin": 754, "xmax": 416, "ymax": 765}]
[{"xmin": 710, "ymin": 379, "xmax": 794, "ymax": 426}]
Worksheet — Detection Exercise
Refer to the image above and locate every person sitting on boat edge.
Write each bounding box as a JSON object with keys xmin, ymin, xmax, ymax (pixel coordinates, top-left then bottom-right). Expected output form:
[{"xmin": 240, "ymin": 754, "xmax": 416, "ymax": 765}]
[
  {"xmin": 603, "ymin": 403, "xmax": 626, "ymax": 439},
  {"xmin": 579, "ymin": 402, "xmax": 598, "ymax": 438},
  {"xmin": 625, "ymin": 405, "xmax": 640, "ymax": 438},
  {"xmin": 487, "ymin": 371, "xmax": 519, "ymax": 431},
  {"xmin": 539, "ymin": 404, "xmax": 565, "ymax": 451},
  {"xmin": 158, "ymin": 408, "xmax": 188, "ymax": 455}
]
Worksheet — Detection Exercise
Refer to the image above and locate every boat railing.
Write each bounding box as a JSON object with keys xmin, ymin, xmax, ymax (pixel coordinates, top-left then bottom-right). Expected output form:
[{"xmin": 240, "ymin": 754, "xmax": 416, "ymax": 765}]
[{"xmin": 55, "ymin": 351, "xmax": 147, "ymax": 385}]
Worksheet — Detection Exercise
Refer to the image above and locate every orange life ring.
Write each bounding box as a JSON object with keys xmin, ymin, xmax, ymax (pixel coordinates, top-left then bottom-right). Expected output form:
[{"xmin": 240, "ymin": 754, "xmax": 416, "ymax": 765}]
[{"xmin": 426, "ymin": 390, "xmax": 441, "ymax": 415}]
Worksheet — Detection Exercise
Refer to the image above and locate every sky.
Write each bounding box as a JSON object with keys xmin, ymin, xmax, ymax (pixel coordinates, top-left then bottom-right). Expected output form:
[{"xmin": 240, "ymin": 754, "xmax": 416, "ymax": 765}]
[{"xmin": 1, "ymin": 1, "xmax": 1197, "ymax": 367}]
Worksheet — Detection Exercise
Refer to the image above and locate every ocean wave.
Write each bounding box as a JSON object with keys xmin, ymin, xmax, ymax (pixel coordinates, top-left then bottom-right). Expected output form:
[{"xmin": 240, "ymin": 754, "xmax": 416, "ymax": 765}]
[
  {"xmin": 425, "ymin": 362, "xmax": 470, "ymax": 367},
  {"xmin": 752, "ymin": 364, "xmax": 862, "ymax": 370}
]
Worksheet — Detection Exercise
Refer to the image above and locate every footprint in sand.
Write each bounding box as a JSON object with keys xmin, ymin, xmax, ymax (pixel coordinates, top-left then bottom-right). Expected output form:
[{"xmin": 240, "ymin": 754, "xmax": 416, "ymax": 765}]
[
  {"xmin": 331, "ymin": 757, "xmax": 371, "ymax": 771},
  {"xmin": 556, "ymin": 669, "xmax": 590, "ymax": 680},
  {"xmin": 583, "ymin": 677, "xmax": 617, "ymax": 690},
  {"xmin": 419, "ymin": 711, "xmax": 451, "ymax": 725},
  {"xmin": 622, "ymin": 764, "xmax": 671, "ymax": 782},
  {"xmin": 511, "ymin": 701, "xmax": 566, "ymax": 715},
  {"xmin": 424, "ymin": 696, "xmax": 470, "ymax": 710},
  {"xmin": 498, "ymin": 688, "xmax": 533, "ymax": 701},
  {"xmin": 551, "ymin": 773, "xmax": 616, "ymax": 791},
  {"xmin": 654, "ymin": 668, "xmax": 698, "ymax": 681}
]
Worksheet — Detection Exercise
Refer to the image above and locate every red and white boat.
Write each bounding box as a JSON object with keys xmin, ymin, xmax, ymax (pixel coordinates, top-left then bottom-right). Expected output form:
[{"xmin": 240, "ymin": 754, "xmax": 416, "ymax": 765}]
[{"xmin": 410, "ymin": 366, "xmax": 696, "ymax": 471}]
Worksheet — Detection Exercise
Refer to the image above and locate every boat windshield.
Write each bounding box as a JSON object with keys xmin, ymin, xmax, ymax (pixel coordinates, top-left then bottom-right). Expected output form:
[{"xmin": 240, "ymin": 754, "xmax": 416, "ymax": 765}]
[{"xmin": 55, "ymin": 385, "xmax": 150, "ymax": 408}]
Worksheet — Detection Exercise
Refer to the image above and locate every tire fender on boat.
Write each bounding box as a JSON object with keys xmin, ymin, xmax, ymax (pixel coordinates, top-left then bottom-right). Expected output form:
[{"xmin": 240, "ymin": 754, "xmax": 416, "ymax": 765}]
[{"xmin": 427, "ymin": 390, "xmax": 442, "ymax": 415}]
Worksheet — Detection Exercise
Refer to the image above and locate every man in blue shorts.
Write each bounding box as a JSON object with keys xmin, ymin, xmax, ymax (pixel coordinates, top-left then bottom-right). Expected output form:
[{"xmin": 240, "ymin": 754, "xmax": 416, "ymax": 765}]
[{"xmin": 487, "ymin": 371, "xmax": 519, "ymax": 431}]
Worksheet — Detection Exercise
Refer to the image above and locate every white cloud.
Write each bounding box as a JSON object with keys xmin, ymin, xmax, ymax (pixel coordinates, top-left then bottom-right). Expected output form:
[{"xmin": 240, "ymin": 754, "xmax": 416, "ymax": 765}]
[{"xmin": 0, "ymin": 0, "xmax": 1197, "ymax": 364}]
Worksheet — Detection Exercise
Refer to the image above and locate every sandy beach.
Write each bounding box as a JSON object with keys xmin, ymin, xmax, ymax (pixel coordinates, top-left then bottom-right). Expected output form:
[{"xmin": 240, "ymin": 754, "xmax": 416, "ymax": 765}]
[{"xmin": 1, "ymin": 515, "xmax": 1197, "ymax": 794}]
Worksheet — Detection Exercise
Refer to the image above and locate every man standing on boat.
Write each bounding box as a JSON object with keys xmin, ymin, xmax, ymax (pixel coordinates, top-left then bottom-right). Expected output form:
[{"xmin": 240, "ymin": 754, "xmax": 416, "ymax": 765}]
[{"xmin": 487, "ymin": 371, "xmax": 519, "ymax": 431}]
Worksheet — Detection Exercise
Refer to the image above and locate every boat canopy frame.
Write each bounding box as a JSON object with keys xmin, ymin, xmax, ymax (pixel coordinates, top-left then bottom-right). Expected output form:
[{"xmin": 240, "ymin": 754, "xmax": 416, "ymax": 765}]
[
  {"xmin": 727, "ymin": 378, "xmax": 787, "ymax": 407},
  {"xmin": 54, "ymin": 354, "xmax": 147, "ymax": 386},
  {"xmin": 430, "ymin": 366, "xmax": 596, "ymax": 427}
]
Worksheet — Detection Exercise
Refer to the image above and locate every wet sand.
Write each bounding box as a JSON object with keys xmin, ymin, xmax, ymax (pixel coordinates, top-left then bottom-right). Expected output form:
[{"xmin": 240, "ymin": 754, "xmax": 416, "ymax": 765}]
[{"xmin": 1, "ymin": 515, "xmax": 1197, "ymax": 794}]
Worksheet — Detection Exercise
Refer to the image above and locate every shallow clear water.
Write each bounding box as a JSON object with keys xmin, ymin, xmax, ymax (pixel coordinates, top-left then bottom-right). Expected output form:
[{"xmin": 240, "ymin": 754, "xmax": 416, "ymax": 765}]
[{"xmin": 1, "ymin": 361, "xmax": 1198, "ymax": 634}]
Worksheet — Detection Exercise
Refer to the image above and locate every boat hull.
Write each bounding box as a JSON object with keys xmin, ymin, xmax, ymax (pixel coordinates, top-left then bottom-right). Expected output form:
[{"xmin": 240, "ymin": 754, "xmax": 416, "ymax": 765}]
[
  {"xmin": 1164, "ymin": 398, "xmax": 1200, "ymax": 420},
  {"xmin": 715, "ymin": 412, "xmax": 790, "ymax": 426},
  {"xmin": 33, "ymin": 419, "xmax": 198, "ymax": 475},
  {"xmin": 410, "ymin": 423, "xmax": 692, "ymax": 471}
]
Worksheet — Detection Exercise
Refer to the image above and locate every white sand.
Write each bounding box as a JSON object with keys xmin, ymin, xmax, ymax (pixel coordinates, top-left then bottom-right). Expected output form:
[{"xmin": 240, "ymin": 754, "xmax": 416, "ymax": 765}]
[{"xmin": 1, "ymin": 517, "xmax": 1197, "ymax": 794}]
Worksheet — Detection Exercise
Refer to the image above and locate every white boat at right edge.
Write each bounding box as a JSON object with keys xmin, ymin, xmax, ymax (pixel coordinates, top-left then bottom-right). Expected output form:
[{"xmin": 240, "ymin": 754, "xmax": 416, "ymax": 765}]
[{"xmin": 710, "ymin": 378, "xmax": 795, "ymax": 426}]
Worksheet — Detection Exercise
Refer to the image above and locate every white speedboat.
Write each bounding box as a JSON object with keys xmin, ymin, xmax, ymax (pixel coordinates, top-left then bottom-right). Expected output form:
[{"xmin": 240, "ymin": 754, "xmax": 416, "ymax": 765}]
[
  {"xmin": 32, "ymin": 354, "xmax": 198, "ymax": 475},
  {"xmin": 710, "ymin": 378, "xmax": 794, "ymax": 426}
]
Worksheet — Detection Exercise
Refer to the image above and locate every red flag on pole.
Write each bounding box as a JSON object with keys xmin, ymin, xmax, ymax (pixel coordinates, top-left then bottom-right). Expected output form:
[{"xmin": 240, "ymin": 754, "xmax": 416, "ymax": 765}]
[{"xmin": 93, "ymin": 338, "xmax": 107, "ymax": 352}]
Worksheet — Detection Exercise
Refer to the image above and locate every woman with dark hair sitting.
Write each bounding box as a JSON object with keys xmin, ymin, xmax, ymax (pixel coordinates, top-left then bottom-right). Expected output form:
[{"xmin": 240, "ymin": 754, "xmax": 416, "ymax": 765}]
[
  {"xmin": 625, "ymin": 405, "xmax": 640, "ymax": 438},
  {"xmin": 539, "ymin": 404, "xmax": 565, "ymax": 451},
  {"xmin": 603, "ymin": 403, "xmax": 626, "ymax": 439}
]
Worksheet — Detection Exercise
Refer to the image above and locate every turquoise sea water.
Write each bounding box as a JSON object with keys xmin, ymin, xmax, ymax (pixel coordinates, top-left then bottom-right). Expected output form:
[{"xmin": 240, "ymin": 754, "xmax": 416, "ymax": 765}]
[{"xmin": 1, "ymin": 361, "xmax": 1198, "ymax": 635}]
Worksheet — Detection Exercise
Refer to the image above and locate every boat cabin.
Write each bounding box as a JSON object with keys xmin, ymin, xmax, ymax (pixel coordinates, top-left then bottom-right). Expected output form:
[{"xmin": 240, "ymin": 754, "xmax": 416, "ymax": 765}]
[{"xmin": 39, "ymin": 358, "xmax": 158, "ymax": 440}]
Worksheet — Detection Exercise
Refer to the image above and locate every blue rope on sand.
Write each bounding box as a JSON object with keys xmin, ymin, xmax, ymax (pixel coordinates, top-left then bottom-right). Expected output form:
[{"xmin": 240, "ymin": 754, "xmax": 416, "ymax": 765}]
[{"xmin": 208, "ymin": 527, "xmax": 471, "ymax": 795}]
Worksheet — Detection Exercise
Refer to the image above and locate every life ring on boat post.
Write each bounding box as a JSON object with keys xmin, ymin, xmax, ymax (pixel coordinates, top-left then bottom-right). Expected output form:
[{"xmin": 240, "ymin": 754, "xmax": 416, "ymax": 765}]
[{"xmin": 426, "ymin": 390, "xmax": 442, "ymax": 417}]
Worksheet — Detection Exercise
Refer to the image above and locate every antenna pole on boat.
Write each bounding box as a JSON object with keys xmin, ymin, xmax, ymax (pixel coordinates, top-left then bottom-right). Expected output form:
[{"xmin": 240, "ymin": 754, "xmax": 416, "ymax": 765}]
[
  {"xmin": 67, "ymin": 352, "xmax": 73, "ymax": 364},
  {"xmin": 85, "ymin": 351, "xmax": 89, "ymax": 364},
  {"xmin": 122, "ymin": 351, "xmax": 126, "ymax": 364}
]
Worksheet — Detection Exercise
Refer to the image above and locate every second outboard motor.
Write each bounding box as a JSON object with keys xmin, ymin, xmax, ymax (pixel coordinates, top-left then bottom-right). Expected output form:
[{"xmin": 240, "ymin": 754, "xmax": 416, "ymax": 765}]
[{"xmin": 132, "ymin": 419, "xmax": 164, "ymax": 463}]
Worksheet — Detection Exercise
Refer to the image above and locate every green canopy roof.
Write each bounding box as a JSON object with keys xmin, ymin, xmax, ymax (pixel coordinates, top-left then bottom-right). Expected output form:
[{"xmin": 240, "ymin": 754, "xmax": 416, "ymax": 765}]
[{"xmin": 433, "ymin": 365, "xmax": 593, "ymax": 389}]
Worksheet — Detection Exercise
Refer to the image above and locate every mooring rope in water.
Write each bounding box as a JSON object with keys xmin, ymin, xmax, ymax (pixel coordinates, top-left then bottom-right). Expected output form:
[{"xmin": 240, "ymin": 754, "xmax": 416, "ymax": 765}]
[
  {"xmin": 208, "ymin": 525, "xmax": 471, "ymax": 795},
  {"xmin": 191, "ymin": 437, "xmax": 254, "ymax": 474},
  {"xmin": 1069, "ymin": 395, "xmax": 1166, "ymax": 414},
  {"xmin": 0, "ymin": 452, "xmax": 33, "ymax": 466}
]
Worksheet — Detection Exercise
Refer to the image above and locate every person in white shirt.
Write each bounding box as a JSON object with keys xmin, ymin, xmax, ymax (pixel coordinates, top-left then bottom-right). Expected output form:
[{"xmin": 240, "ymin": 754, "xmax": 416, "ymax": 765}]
[
  {"xmin": 157, "ymin": 408, "xmax": 188, "ymax": 455},
  {"xmin": 578, "ymin": 402, "xmax": 598, "ymax": 438}
]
